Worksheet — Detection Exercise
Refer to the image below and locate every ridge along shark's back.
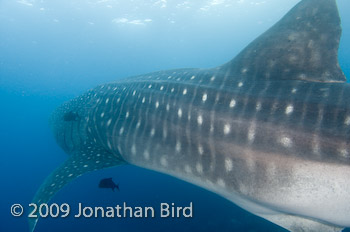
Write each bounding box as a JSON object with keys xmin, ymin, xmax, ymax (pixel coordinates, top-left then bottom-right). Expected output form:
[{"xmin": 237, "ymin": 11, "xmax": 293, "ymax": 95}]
[{"xmin": 30, "ymin": 0, "xmax": 349, "ymax": 232}]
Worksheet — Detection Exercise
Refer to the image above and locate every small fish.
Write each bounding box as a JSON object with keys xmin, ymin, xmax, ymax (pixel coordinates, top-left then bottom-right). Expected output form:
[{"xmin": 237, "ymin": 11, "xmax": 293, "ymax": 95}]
[
  {"xmin": 63, "ymin": 111, "xmax": 80, "ymax": 122},
  {"xmin": 98, "ymin": 178, "xmax": 119, "ymax": 192}
]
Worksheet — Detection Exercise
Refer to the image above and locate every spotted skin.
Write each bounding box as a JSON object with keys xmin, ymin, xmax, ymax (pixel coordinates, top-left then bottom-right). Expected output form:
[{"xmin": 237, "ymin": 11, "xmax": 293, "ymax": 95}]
[{"xmin": 30, "ymin": 0, "xmax": 349, "ymax": 231}]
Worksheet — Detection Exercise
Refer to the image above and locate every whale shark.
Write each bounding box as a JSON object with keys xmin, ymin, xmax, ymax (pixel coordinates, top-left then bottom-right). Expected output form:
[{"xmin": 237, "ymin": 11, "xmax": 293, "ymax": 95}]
[{"xmin": 30, "ymin": 0, "xmax": 350, "ymax": 231}]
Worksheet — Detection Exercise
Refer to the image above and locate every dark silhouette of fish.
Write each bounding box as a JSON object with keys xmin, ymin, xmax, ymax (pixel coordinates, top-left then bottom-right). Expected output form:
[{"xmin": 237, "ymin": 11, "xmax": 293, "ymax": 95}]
[
  {"xmin": 63, "ymin": 111, "xmax": 80, "ymax": 121},
  {"xmin": 98, "ymin": 178, "xmax": 119, "ymax": 192}
]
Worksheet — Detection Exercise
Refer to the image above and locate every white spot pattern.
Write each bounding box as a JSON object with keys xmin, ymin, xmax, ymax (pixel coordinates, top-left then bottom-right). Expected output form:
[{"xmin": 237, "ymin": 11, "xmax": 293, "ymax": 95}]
[
  {"xmin": 197, "ymin": 115, "xmax": 203, "ymax": 125},
  {"xmin": 178, "ymin": 108, "xmax": 183, "ymax": 118},
  {"xmin": 285, "ymin": 104, "xmax": 294, "ymax": 115},
  {"xmin": 224, "ymin": 124, "xmax": 231, "ymax": 135},
  {"xmin": 217, "ymin": 178, "xmax": 226, "ymax": 187},
  {"xmin": 202, "ymin": 93, "xmax": 208, "ymax": 102},
  {"xmin": 150, "ymin": 128, "xmax": 155, "ymax": 137},
  {"xmin": 225, "ymin": 158, "xmax": 233, "ymax": 173},
  {"xmin": 229, "ymin": 99, "xmax": 236, "ymax": 108},
  {"xmin": 280, "ymin": 136, "xmax": 293, "ymax": 148},
  {"xmin": 198, "ymin": 145, "xmax": 204, "ymax": 155},
  {"xmin": 176, "ymin": 142, "xmax": 181, "ymax": 152},
  {"xmin": 107, "ymin": 119, "xmax": 112, "ymax": 127},
  {"xmin": 345, "ymin": 116, "xmax": 350, "ymax": 126},
  {"xmin": 196, "ymin": 163, "xmax": 203, "ymax": 174}
]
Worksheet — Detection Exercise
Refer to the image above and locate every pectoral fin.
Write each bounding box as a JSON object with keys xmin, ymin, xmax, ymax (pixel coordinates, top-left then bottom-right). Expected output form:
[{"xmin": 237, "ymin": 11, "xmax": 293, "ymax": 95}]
[{"xmin": 29, "ymin": 145, "xmax": 125, "ymax": 232}]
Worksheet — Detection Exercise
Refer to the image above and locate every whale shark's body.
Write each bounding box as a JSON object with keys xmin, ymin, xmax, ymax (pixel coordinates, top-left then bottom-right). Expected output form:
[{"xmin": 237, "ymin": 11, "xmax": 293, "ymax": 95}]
[{"xmin": 30, "ymin": 0, "xmax": 350, "ymax": 231}]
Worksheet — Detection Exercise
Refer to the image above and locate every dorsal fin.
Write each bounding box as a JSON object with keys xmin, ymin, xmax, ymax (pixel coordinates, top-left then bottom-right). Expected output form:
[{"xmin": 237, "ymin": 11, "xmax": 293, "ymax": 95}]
[{"xmin": 219, "ymin": 0, "xmax": 346, "ymax": 83}]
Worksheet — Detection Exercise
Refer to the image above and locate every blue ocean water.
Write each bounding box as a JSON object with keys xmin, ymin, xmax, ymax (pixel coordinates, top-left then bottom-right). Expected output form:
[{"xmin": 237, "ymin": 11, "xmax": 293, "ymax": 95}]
[{"xmin": 1, "ymin": 0, "xmax": 350, "ymax": 232}]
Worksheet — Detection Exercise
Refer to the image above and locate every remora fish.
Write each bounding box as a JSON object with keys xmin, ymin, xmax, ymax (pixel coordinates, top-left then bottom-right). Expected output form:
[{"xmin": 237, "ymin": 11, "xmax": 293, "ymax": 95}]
[
  {"xmin": 30, "ymin": 0, "xmax": 350, "ymax": 231},
  {"xmin": 98, "ymin": 177, "xmax": 119, "ymax": 192}
]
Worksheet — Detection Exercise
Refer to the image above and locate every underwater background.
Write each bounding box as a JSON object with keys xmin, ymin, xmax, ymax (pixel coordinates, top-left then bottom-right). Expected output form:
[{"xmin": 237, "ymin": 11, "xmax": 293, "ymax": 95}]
[{"xmin": 1, "ymin": 0, "xmax": 350, "ymax": 231}]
